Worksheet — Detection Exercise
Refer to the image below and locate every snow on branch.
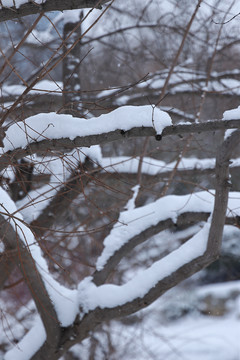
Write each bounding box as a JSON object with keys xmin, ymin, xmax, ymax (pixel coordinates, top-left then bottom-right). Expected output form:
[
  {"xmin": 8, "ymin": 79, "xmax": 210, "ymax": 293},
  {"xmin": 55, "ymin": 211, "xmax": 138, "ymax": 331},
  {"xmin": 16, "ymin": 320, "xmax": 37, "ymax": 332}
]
[
  {"xmin": 0, "ymin": 186, "xmax": 78, "ymax": 357},
  {"xmin": 15, "ymin": 147, "xmax": 101, "ymax": 224},
  {"xmin": 101, "ymin": 156, "xmax": 217, "ymax": 175},
  {"xmin": 223, "ymin": 105, "xmax": 240, "ymax": 120},
  {"xmin": 76, "ymin": 131, "xmax": 240, "ymax": 323},
  {"xmin": 2, "ymin": 109, "xmax": 239, "ymax": 359},
  {"xmin": 2, "ymin": 107, "xmax": 240, "ymax": 173},
  {"xmin": 136, "ymin": 67, "xmax": 240, "ymax": 98},
  {"xmin": 78, "ymin": 223, "xmax": 211, "ymax": 313},
  {"xmin": 4, "ymin": 317, "xmax": 46, "ymax": 360},
  {"xmin": 2, "ymin": 106, "xmax": 171, "ymax": 152},
  {"xmin": 0, "ymin": 187, "xmax": 78, "ymax": 326},
  {"xmin": 91, "ymin": 190, "xmax": 240, "ymax": 286},
  {"xmin": 96, "ymin": 191, "xmax": 216, "ymax": 271}
]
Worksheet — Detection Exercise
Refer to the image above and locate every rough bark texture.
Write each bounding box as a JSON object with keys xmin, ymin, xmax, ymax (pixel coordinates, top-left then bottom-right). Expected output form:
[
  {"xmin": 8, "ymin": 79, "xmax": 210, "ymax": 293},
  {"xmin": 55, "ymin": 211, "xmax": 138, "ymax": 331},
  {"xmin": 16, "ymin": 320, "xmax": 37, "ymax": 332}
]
[
  {"xmin": 0, "ymin": 215, "xmax": 61, "ymax": 356},
  {"xmin": 31, "ymin": 163, "xmax": 98, "ymax": 237},
  {"xmin": 1, "ymin": 118, "xmax": 240, "ymax": 173},
  {"xmin": 63, "ymin": 14, "xmax": 83, "ymax": 116},
  {"xmin": 0, "ymin": 0, "xmax": 110, "ymax": 22},
  {"xmin": 207, "ymin": 130, "xmax": 240, "ymax": 256}
]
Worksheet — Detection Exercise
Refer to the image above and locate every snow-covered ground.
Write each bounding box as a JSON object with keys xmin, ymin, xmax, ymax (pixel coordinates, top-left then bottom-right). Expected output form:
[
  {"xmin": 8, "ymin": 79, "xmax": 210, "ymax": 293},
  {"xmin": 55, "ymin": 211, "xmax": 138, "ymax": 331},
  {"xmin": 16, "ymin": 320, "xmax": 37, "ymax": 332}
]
[{"xmin": 69, "ymin": 280, "xmax": 240, "ymax": 360}]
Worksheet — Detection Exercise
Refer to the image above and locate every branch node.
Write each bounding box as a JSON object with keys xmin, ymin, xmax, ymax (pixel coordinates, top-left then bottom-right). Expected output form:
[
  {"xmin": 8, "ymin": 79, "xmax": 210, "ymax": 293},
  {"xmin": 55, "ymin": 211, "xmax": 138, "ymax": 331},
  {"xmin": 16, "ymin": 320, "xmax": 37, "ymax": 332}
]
[{"xmin": 155, "ymin": 134, "xmax": 162, "ymax": 141}]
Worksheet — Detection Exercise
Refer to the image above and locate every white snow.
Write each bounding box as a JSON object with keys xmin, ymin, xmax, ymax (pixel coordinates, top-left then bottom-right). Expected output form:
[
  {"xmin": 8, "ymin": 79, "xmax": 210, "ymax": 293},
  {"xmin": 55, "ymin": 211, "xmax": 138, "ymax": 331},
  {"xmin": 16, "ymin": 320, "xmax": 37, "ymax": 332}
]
[
  {"xmin": 96, "ymin": 191, "xmax": 217, "ymax": 271},
  {"xmin": 2, "ymin": 1, "xmax": 240, "ymax": 359},
  {"xmin": 0, "ymin": 187, "xmax": 78, "ymax": 327},
  {"xmin": 4, "ymin": 317, "xmax": 46, "ymax": 360},
  {"xmin": 26, "ymin": 30, "xmax": 55, "ymax": 45},
  {"xmin": 95, "ymin": 189, "xmax": 240, "ymax": 273},
  {"xmin": 109, "ymin": 310, "xmax": 240, "ymax": 360},
  {"xmin": 2, "ymin": 106, "xmax": 172, "ymax": 152},
  {"xmin": 0, "ymin": 0, "xmax": 46, "ymax": 9},
  {"xmin": 78, "ymin": 223, "xmax": 210, "ymax": 313},
  {"xmin": 223, "ymin": 105, "xmax": 240, "ymax": 120},
  {"xmin": 124, "ymin": 185, "xmax": 140, "ymax": 211},
  {"xmin": 224, "ymin": 129, "xmax": 236, "ymax": 140},
  {"xmin": 15, "ymin": 146, "xmax": 102, "ymax": 222},
  {"xmin": 96, "ymin": 88, "xmax": 118, "ymax": 99},
  {"xmin": 101, "ymin": 156, "xmax": 216, "ymax": 175},
  {"xmin": 64, "ymin": 9, "xmax": 82, "ymax": 24},
  {"xmin": 197, "ymin": 280, "xmax": 240, "ymax": 300},
  {"xmin": 1, "ymin": 80, "xmax": 63, "ymax": 97}
]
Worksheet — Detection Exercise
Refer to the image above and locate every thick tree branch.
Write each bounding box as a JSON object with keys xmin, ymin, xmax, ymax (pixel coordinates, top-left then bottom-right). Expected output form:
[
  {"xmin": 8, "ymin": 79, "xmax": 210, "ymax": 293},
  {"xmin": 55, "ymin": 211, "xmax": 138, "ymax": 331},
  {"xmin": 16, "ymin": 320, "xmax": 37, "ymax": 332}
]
[
  {"xmin": 0, "ymin": 0, "xmax": 111, "ymax": 22},
  {"xmin": 0, "ymin": 215, "xmax": 61, "ymax": 357},
  {"xmin": 207, "ymin": 130, "xmax": 240, "ymax": 256},
  {"xmin": 0, "ymin": 249, "xmax": 16, "ymax": 290},
  {"xmin": 92, "ymin": 212, "xmax": 210, "ymax": 286},
  {"xmin": 1, "ymin": 118, "xmax": 240, "ymax": 172},
  {"xmin": 92, "ymin": 209, "xmax": 239, "ymax": 286},
  {"xmin": 30, "ymin": 164, "xmax": 98, "ymax": 237}
]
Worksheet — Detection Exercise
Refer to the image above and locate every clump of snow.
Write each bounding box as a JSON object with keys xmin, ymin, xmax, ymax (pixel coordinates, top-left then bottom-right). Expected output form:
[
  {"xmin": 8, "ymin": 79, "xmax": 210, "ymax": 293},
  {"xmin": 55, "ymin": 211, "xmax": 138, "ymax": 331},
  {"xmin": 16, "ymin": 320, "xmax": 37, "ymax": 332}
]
[
  {"xmin": 224, "ymin": 129, "xmax": 236, "ymax": 140},
  {"xmin": 26, "ymin": 30, "xmax": 55, "ymax": 45},
  {"xmin": 2, "ymin": 106, "xmax": 172, "ymax": 152},
  {"xmin": 101, "ymin": 156, "xmax": 166, "ymax": 175},
  {"xmin": 151, "ymin": 106, "xmax": 172, "ymax": 134},
  {"xmin": 0, "ymin": 241, "xmax": 4, "ymax": 252},
  {"xmin": 222, "ymin": 105, "xmax": 240, "ymax": 120},
  {"xmin": 124, "ymin": 185, "xmax": 140, "ymax": 211}
]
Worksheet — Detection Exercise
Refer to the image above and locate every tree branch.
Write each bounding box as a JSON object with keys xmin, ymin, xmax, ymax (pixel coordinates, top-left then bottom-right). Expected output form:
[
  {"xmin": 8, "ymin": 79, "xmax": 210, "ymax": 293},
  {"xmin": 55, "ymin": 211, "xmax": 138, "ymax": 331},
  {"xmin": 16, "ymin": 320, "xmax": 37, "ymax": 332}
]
[
  {"xmin": 92, "ymin": 211, "xmax": 210, "ymax": 286},
  {"xmin": 0, "ymin": 214, "xmax": 61, "ymax": 357},
  {"xmin": 1, "ymin": 118, "xmax": 240, "ymax": 172},
  {"xmin": 56, "ymin": 131, "xmax": 240, "ymax": 357},
  {"xmin": 0, "ymin": 249, "xmax": 16, "ymax": 290},
  {"xmin": 0, "ymin": 0, "xmax": 111, "ymax": 22},
  {"xmin": 30, "ymin": 163, "xmax": 98, "ymax": 237},
  {"xmin": 207, "ymin": 130, "xmax": 240, "ymax": 256}
]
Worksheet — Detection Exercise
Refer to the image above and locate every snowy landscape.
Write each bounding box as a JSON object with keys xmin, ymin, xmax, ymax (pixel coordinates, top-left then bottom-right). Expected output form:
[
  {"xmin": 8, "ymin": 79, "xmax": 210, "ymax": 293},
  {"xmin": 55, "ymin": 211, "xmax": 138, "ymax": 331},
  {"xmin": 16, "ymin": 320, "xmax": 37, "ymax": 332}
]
[{"xmin": 1, "ymin": 0, "xmax": 240, "ymax": 359}]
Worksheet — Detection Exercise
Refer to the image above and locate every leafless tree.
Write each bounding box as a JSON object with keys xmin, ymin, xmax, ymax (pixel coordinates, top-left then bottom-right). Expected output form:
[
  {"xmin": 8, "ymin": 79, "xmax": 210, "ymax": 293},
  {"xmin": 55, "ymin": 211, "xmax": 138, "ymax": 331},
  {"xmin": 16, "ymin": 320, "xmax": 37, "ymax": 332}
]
[{"xmin": 1, "ymin": 0, "xmax": 240, "ymax": 359}]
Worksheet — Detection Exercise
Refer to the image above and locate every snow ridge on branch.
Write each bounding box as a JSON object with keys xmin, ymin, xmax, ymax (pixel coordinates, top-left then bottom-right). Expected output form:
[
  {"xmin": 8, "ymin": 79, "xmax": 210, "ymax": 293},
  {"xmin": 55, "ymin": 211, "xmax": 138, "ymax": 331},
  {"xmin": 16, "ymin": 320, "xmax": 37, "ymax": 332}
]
[{"xmin": 3, "ymin": 106, "xmax": 171, "ymax": 152}]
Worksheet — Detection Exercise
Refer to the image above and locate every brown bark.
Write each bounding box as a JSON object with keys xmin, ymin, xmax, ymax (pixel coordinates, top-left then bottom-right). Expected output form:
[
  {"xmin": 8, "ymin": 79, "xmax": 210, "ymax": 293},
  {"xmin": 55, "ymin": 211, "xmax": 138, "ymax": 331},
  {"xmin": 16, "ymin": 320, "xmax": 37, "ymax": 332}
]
[{"xmin": 0, "ymin": 0, "xmax": 110, "ymax": 22}]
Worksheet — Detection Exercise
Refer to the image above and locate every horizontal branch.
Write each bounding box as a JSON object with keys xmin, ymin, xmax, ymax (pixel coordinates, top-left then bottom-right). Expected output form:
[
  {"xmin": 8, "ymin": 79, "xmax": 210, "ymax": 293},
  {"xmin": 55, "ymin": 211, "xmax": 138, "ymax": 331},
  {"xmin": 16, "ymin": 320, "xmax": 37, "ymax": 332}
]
[
  {"xmin": 0, "ymin": 0, "xmax": 110, "ymax": 22},
  {"xmin": 1, "ymin": 118, "xmax": 240, "ymax": 172}
]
